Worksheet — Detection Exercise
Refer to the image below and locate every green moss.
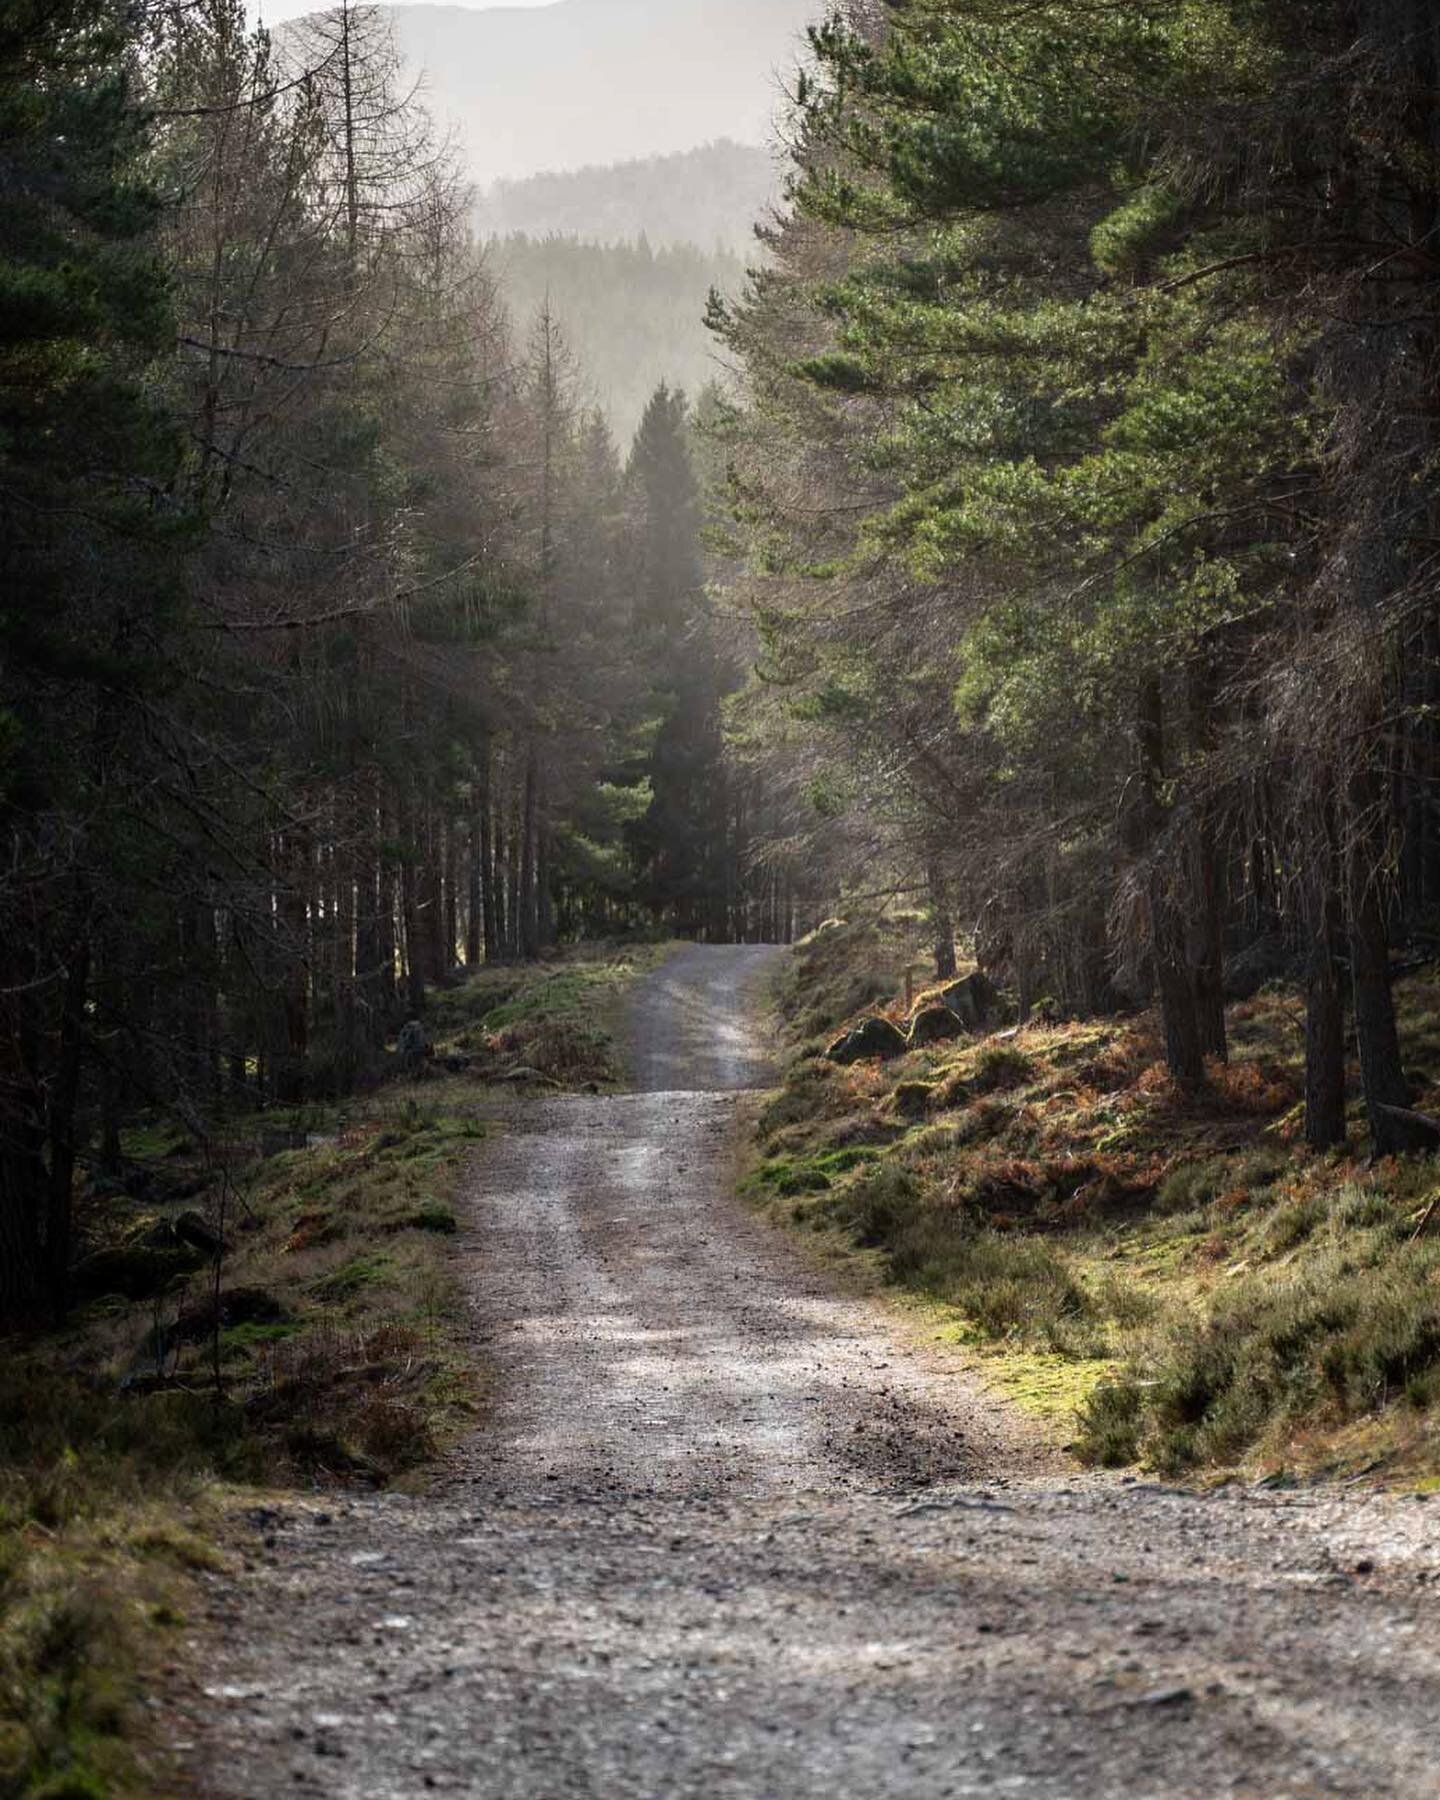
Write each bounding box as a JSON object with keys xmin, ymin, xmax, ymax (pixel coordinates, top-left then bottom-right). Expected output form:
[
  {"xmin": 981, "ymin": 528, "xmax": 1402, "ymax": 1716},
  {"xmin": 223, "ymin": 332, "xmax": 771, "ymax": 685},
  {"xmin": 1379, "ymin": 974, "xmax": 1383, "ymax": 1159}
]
[
  {"xmin": 309, "ymin": 1255, "xmax": 393, "ymax": 1304},
  {"xmin": 217, "ymin": 1320, "xmax": 301, "ymax": 1357},
  {"xmin": 746, "ymin": 1146, "xmax": 883, "ymax": 1199}
]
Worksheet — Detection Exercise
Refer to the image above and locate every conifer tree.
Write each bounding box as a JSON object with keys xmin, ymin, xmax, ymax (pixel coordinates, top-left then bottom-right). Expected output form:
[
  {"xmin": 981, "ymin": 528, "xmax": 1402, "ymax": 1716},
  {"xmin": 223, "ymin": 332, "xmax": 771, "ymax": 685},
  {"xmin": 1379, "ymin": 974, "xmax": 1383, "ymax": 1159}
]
[
  {"xmin": 0, "ymin": 0, "xmax": 186, "ymax": 1319},
  {"xmin": 626, "ymin": 385, "xmax": 732, "ymax": 934}
]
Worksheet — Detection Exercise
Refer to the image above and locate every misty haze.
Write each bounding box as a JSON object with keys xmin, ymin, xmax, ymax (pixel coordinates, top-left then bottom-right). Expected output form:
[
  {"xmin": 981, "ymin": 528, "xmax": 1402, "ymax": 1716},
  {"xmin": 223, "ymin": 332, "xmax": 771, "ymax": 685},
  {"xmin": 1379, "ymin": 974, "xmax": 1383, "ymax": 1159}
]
[{"xmin": 8, "ymin": 4, "xmax": 1440, "ymax": 1798}]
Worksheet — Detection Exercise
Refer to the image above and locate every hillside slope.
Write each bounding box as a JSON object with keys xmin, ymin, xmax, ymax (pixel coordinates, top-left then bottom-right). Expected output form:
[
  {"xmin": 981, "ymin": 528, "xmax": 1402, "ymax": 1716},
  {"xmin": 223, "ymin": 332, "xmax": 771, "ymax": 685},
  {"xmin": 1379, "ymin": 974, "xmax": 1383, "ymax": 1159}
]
[
  {"xmin": 474, "ymin": 141, "xmax": 779, "ymax": 253},
  {"xmin": 754, "ymin": 916, "xmax": 1440, "ymax": 1483}
]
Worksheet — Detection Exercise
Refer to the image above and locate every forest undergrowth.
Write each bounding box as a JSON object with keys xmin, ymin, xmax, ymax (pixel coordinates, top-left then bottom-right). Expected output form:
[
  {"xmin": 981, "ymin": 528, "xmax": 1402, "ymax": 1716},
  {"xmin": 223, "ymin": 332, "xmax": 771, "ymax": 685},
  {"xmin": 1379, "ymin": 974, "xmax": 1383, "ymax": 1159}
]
[
  {"xmin": 0, "ymin": 944, "xmax": 662, "ymax": 1800},
  {"xmin": 754, "ymin": 920, "xmax": 1440, "ymax": 1487}
]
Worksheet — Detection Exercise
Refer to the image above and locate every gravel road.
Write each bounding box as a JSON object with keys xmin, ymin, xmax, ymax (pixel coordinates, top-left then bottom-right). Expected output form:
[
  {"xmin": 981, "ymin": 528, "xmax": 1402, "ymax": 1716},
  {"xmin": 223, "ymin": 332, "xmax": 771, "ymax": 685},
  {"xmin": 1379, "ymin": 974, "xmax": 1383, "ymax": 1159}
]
[{"xmin": 182, "ymin": 944, "xmax": 1440, "ymax": 1798}]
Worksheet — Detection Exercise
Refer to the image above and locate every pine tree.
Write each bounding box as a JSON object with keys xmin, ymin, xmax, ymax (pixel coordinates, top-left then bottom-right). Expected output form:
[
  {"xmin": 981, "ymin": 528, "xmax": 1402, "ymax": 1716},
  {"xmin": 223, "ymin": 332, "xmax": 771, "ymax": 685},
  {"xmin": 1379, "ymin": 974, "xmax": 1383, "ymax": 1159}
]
[
  {"xmin": 0, "ymin": 0, "xmax": 187, "ymax": 1322},
  {"xmin": 625, "ymin": 385, "xmax": 733, "ymax": 935}
]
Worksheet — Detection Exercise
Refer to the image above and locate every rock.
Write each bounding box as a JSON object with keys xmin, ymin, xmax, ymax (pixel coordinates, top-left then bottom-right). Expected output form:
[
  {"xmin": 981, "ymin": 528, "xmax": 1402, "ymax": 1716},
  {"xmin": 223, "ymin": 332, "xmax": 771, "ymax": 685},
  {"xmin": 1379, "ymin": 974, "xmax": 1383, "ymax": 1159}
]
[
  {"xmin": 891, "ymin": 1081, "xmax": 936, "ymax": 1120},
  {"xmin": 1130, "ymin": 1686, "xmax": 1195, "ymax": 1709},
  {"xmin": 1223, "ymin": 933, "xmax": 1298, "ymax": 1000},
  {"xmin": 825, "ymin": 1015, "xmax": 909, "ymax": 1064},
  {"xmin": 907, "ymin": 1004, "xmax": 966, "ymax": 1048},
  {"xmin": 396, "ymin": 1019, "xmax": 433, "ymax": 1074},
  {"xmin": 72, "ymin": 1244, "xmax": 202, "ymax": 1303},
  {"xmin": 174, "ymin": 1286, "xmax": 290, "ymax": 1341},
  {"xmin": 939, "ymin": 971, "xmax": 997, "ymax": 1030},
  {"xmin": 174, "ymin": 1209, "xmax": 223, "ymax": 1255}
]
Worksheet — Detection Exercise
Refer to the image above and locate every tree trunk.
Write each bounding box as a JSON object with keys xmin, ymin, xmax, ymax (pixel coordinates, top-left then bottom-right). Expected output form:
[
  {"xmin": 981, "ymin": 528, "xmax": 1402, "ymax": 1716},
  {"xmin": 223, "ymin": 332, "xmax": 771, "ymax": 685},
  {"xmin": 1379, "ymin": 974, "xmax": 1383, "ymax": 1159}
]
[
  {"xmin": 0, "ymin": 981, "xmax": 47, "ymax": 1329},
  {"xmin": 46, "ymin": 934, "xmax": 90, "ymax": 1322},
  {"xmin": 1152, "ymin": 875, "xmax": 1206, "ymax": 1086},
  {"xmin": 1136, "ymin": 682, "xmax": 1205, "ymax": 1086},
  {"xmin": 1347, "ymin": 768, "xmax": 1425, "ymax": 1153},
  {"xmin": 478, "ymin": 747, "xmax": 500, "ymax": 963},
  {"xmin": 417, "ymin": 800, "xmax": 446, "ymax": 987},
  {"xmin": 465, "ymin": 795, "xmax": 483, "ymax": 967},
  {"xmin": 927, "ymin": 855, "xmax": 957, "ymax": 981},
  {"xmin": 1305, "ymin": 877, "xmax": 1348, "ymax": 1152},
  {"xmin": 442, "ymin": 813, "xmax": 459, "ymax": 977},
  {"xmin": 1190, "ymin": 819, "xmax": 1228, "ymax": 1063},
  {"xmin": 538, "ymin": 823, "xmax": 556, "ymax": 950},
  {"xmin": 519, "ymin": 750, "xmax": 540, "ymax": 961},
  {"xmin": 274, "ymin": 828, "xmax": 310, "ymax": 1103}
]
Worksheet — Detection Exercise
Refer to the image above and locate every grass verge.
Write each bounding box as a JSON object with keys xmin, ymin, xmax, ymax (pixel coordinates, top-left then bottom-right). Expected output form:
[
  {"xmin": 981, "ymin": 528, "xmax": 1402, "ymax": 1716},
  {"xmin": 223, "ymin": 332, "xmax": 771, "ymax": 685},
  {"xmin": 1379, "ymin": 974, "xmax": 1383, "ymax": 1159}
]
[
  {"xmin": 754, "ymin": 914, "xmax": 1440, "ymax": 1482},
  {"xmin": 1, "ymin": 941, "xmax": 665, "ymax": 1798}
]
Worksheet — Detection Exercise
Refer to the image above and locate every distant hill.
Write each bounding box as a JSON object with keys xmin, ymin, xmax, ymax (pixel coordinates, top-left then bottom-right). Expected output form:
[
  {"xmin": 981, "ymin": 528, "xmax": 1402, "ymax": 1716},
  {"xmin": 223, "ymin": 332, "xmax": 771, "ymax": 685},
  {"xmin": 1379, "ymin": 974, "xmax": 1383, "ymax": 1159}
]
[
  {"xmin": 487, "ymin": 234, "xmax": 747, "ymax": 444},
  {"xmin": 387, "ymin": 0, "xmax": 817, "ymax": 183},
  {"xmin": 474, "ymin": 141, "xmax": 781, "ymax": 255}
]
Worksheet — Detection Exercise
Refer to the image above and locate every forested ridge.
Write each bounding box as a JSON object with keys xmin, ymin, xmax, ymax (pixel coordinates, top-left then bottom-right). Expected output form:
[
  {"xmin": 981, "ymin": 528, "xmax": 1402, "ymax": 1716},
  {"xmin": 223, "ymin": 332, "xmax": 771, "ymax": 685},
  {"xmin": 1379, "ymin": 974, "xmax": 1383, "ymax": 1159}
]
[
  {"xmin": 0, "ymin": 0, "xmax": 800, "ymax": 1332},
  {"xmin": 473, "ymin": 141, "xmax": 776, "ymax": 255}
]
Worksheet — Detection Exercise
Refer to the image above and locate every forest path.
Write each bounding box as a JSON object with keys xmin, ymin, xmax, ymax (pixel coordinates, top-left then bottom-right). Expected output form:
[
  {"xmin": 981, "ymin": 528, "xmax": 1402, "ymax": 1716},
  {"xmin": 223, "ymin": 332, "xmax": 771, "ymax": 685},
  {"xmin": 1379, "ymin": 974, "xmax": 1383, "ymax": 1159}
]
[{"xmin": 186, "ymin": 945, "xmax": 1440, "ymax": 1798}]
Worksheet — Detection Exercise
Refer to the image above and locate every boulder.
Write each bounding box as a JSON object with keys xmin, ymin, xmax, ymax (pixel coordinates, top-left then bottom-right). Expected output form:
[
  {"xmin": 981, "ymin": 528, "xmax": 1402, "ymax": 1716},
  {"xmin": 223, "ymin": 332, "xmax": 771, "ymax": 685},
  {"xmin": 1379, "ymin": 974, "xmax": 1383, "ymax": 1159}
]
[
  {"xmin": 908, "ymin": 1004, "xmax": 966, "ymax": 1048},
  {"xmin": 826, "ymin": 1015, "xmax": 908, "ymax": 1065},
  {"xmin": 396, "ymin": 1018, "xmax": 434, "ymax": 1076},
  {"xmin": 175, "ymin": 1286, "xmax": 291, "ymax": 1342},
  {"xmin": 892, "ymin": 1081, "xmax": 936, "ymax": 1120},
  {"xmin": 173, "ymin": 1209, "xmax": 223, "ymax": 1256},
  {"xmin": 940, "ymin": 971, "xmax": 997, "ymax": 1030},
  {"xmin": 72, "ymin": 1245, "xmax": 201, "ymax": 1303},
  {"xmin": 1222, "ymin": 933, "xmax": 1299, "ymax": 1001}
]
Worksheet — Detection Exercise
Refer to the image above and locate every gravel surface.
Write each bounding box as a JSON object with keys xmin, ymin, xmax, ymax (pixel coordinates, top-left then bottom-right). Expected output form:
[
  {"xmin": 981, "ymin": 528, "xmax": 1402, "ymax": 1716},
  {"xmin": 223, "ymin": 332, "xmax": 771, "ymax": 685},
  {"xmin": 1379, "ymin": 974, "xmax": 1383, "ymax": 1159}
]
[{"xmin": 178, "ymin": 944, "xmax": 1440, "ymax": 1798}]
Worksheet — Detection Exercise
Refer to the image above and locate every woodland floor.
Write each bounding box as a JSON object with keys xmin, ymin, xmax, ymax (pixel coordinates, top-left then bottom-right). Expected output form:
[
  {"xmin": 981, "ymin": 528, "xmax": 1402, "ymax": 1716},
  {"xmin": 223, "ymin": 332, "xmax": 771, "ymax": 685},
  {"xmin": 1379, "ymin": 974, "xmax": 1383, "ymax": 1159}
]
[{"xmin": 171, "ymin": 946, "xmax": 1440, "ymax": 1798}]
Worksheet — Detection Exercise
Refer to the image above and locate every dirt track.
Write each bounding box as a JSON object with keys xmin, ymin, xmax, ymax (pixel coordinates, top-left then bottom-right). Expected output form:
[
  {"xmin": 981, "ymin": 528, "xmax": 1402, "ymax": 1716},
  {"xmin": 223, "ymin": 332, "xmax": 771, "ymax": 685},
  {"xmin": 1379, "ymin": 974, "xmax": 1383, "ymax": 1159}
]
[{"xmin": 184, "ymin": 945, "xmax": 1440, "ymax": 1798}]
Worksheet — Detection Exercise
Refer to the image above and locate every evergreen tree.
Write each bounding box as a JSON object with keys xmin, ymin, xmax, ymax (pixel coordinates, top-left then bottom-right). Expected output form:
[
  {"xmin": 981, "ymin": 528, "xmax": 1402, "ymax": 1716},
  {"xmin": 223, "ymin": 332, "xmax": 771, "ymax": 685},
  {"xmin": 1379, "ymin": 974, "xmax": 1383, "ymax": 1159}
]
[
  {"xmin": 0, "ymin": 0, "xmax": 187, "ymax": 1320},
  {"xmin": 626, "ymin": 385, "xmax": 732, "ymax": 935}
]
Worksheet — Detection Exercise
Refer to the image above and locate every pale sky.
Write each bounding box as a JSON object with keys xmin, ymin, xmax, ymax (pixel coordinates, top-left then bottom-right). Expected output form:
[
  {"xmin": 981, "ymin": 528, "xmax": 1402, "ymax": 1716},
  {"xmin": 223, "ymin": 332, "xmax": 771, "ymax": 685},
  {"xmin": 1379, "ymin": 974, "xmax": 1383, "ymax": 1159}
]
[{"xmin": 252, "ymin": 0, "xmax": 558, "ymax": 27}]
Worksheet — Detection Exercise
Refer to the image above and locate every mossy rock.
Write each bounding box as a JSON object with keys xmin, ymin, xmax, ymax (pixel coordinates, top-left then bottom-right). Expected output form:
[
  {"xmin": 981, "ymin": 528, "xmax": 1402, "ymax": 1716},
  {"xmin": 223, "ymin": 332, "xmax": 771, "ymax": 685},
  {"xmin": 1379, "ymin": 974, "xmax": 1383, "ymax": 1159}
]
[
  {"xmin": 940, "ymin": 971, "xmax": 998, "ymax": 1028},
  {"xmin": 72, "ymin": 1244, "xmax": 202, "ymax": 1303},
  {"xmin": 175, "ymin": 1286, "xmax": 291, "ymax": 1342},
  {"xmin": 892, "ymin": 1081, "xmax": 937, "ymax": 1120},
  {"xmin": 826, "ymin": 1015, "xmax": 908, "ymax": 1064},
  {"xmin": 908, "ymin": 1004, "xmax": 966, "ymax": 1048},
  {"xmin": 973, "ymin": 1044, "xmax": 1036, "ymax": 1091}
]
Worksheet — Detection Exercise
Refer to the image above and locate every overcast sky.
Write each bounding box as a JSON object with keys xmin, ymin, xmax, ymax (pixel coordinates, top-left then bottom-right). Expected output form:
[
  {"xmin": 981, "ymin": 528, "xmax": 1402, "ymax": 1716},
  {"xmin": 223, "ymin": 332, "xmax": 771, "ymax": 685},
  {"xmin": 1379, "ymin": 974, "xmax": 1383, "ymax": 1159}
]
[{"xmin": 252, "ymin": 0, "xmax": 558, "ymax": 26}]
